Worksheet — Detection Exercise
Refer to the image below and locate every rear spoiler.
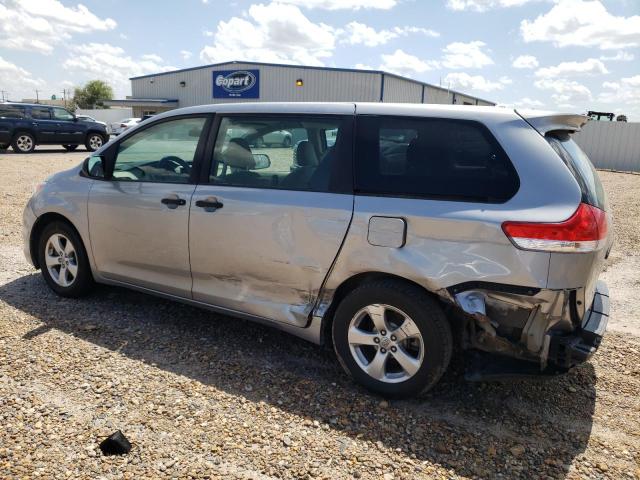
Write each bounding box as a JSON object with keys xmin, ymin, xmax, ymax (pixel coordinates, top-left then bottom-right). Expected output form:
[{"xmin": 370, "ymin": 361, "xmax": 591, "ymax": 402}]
[{"xmin": 515, "ymin": 109, "xmax": 589, "ymax": 135}]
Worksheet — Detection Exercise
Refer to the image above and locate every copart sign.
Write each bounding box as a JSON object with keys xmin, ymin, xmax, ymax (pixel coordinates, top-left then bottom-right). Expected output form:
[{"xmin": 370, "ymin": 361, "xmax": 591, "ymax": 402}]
[{"xmin": 213, "ymin": 69, "xmax": 260, "ymax": 98}]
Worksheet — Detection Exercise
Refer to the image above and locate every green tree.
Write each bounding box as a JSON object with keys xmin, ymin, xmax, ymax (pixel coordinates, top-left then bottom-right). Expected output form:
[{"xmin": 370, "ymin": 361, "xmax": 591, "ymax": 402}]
[{"xmin": 72, "ymin": 80, "xmax": 114, "ymax": 109}]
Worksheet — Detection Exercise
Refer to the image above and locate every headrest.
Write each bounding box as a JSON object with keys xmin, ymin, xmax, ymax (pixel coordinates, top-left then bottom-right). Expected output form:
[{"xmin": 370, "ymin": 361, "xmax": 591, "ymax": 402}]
[{"xmin": 223, "ymin": 138, "xmax": 255, "ymax": 170}]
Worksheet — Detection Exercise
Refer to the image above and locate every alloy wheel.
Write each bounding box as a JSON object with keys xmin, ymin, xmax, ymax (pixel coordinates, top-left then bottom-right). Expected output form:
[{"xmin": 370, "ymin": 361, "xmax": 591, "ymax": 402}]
[
  {"xmin": 88, "ymin": 135, "xmax": 103, "ymax": 150},
  {"xmin": 16, "ymin": 135, "xmax": 33, "ymax": 152},
  {"xmin": 347, "ymin": 303, "xmax": 425, "ymax": 383},
  {"xmin": 44, "ymin": 233, "xmax": 78, "ymax": 287}
]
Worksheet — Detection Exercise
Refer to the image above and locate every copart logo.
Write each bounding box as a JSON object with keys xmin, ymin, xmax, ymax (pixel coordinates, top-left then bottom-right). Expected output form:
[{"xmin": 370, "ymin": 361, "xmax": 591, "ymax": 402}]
[{"xmin": 215, "ymin": 71, "xmax": 256, "ymax": 93}]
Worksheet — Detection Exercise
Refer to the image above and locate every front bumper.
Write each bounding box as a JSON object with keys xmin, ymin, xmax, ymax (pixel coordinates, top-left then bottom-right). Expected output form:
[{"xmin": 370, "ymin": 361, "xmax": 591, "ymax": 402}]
[
  {"xmin": 22, "ymin": 200, "xmax": 37, "ymax": 266},
  {"xmin": 548, "ymin": 280, "xmax": 609, "ymax": 369}
]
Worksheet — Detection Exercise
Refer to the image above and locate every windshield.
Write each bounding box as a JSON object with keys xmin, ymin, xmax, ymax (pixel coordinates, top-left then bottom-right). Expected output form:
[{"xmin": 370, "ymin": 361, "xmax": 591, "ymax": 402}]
[{"xmin": 547, "ymin": 133, "xmax": 607, "ymax": 211}]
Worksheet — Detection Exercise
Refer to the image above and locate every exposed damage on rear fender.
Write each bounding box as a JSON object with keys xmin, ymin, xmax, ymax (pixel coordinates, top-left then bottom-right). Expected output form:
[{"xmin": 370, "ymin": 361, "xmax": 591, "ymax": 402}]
[{"xmin": 441, "ymin": 284, "xmax": 582, "ymax": 371}]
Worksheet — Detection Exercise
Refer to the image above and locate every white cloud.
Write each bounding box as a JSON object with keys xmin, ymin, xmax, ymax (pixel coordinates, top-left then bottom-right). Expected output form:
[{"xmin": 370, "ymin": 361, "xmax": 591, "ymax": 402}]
[
  {"xmin": 535, "ymin": 58, "xmax": 609, "ymax": 79},
  {"xmin": 180, "ymin": 50, "xmax": 193, "ymax": 61},
  {"xmin": 442, "ymin": 41, "xmax": 493, "ymax": 69},
  {"xmin": 513, "ymin": 97, "xmax": 545, "ymax": 108},
  {"xmin": 354, "ymin": 63, "xmax": 374, "ymax": 70},
  {"xmin": 200, "ymin": 3, "xmax": 335, "ymax": 66},
  {"xmin": 341, "ymin": 22, "xmax": 438, "ymax": 47},
  {"xmin": 521, "ymin": 0, "xmax": 640, "ymax": 50},
  {"xmin": 0, "ymin": 56, "xmax": 45, "ymax": 100},
  {"xmin": 598, "ymin": 75, "xmax": 640, "ymax": 108},
  {"xmin": 512, "ymin": 54, "xmax": 539, "ymax": 69},
  {"xmin": 379, "ymin": 49, "xmax": 439, "ymax": 76},
  {"xmin": 600, "ymin": 51, "xmax": 635, "ymax": 62},
  {"xmin": 63, "ymin": 43, "xmax": 176, "ymax": 98},
  {"xmin": 444, "ymin": 72, "xmax": 511, "ymax": 92},
  {"xmin": 0, "ymin": 0, "xmax": 116, "ymax": 54},
  {"xmin": 447, "ymin": 0, "xmax": 539, "ymax": 11},
  {"xmin": 279, "ymin": 0, "xmax": 397, "ymax": 10},
  {"xmin": 534, "ymin": 78, "xmax": 593, "ymax": 105}
]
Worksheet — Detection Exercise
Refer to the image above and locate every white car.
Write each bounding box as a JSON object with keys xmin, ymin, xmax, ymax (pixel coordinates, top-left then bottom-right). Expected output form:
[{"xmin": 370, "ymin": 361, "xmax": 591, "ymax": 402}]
[{"xmin": 111, "ymin": 118, "xmax": 140, "ymax": 136}]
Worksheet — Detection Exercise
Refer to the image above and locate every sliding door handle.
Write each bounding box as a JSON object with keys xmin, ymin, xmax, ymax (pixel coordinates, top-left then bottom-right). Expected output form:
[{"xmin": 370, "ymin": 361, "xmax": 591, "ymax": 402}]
[{"xmin": 195, "ymin": 198, "xmax": 223, "ymax": 210}]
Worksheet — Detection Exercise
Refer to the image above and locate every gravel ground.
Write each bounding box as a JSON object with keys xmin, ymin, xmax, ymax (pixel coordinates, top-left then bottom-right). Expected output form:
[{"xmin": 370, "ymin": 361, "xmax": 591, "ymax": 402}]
[{"xmin": 1, "ymin": 149, "xmax": 639, "ymax": 479}]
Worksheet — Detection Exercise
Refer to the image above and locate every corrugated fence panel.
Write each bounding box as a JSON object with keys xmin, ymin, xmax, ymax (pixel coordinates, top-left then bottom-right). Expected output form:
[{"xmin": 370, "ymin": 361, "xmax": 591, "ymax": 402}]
[{"xmin": 574, "ymin": 121, "xmax": 640, "ymax": 172}]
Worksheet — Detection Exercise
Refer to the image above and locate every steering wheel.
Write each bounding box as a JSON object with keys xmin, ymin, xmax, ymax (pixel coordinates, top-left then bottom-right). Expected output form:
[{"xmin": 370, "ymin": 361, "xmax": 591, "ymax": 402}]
[{"xmin": 158, "ymin": 155, "xmax": 190, "ymax": 173}]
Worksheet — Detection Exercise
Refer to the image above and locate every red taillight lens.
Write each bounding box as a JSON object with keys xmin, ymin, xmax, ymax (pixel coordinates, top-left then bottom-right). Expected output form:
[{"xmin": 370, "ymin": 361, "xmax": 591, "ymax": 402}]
[{"xmin": 502, "ymin": 203, "xmax": 607, "ymax": 253}]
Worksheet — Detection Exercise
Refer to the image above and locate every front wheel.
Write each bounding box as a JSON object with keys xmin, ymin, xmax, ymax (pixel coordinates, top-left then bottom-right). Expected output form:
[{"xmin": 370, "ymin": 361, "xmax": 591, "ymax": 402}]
[
  {"xmin": 62, "ymin": 144, "xmax": 79, "ymax": 151},
  {"xmin": 282, "ymin": 136, "xmax": 292, "ymax": 148},
  {"xmin": 85, "ymin": 133, "xmax": 105, "ymax": 152},
  {"xmin": 332, "ymin": 280, "xmax": 453, "ymax": 398},
  {"xmin": 38, "ymin": 221, "xmax": 94, "ymax": 297}
]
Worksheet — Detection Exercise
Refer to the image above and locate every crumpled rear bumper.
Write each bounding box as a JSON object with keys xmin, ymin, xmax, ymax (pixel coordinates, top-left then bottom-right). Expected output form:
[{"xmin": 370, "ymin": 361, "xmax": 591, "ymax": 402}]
[{"xmin": 547, "ymin": 280, "xmax": 609, "ymax": 369}]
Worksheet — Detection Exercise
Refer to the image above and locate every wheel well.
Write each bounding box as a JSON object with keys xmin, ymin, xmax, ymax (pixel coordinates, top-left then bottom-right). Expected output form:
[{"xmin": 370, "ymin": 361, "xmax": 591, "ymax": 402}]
[
  {"xmin": 320, "ymin": 272, "xmax": 442, "ymax": 346},
  {"xmin": 12, "ymin": 130, "xmax": 37, "ymax": 142},
  {"xmin": 30, "ymin": 213, "xmax": 80, "ymax": 269},
  {"xmin": 86, "ymin": 130, "xmax": 107, "ymax": 140}
]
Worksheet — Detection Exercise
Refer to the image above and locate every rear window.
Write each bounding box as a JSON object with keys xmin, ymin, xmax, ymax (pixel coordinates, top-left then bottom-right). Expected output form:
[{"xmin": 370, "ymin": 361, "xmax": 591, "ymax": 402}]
[
  {"xmin": 354, "ymin": 116, "xmax": 519, "ymax": 203},
  {"xmin": 0, "ymin": 105, "xmax": 26, "ymax": 119},
  {"xmin": 547, "ymin": 133, "xmax": 607, "ymax": 210}
]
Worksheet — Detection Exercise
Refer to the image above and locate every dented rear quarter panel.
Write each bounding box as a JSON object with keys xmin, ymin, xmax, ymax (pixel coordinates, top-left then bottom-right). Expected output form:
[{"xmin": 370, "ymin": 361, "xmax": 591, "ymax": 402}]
[{"xmin": 317, "ymin": 106, "xmax": 585, "ymax": 318}]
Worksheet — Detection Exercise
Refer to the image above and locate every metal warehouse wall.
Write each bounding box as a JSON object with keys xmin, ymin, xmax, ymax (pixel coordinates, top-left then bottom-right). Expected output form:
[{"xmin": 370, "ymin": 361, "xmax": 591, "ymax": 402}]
[
  {"xmin": 132, "ymin": 63, "xmax": 382, "ymax": 106},
  {"xmin": 382, "ymin": 75, "xmax": 422, "ymax": 103},
  {"xmin": 574, "ymin": 121, "xmax": 640, "ymax": 173},
  {"xmin": 424, "ymin": 86, "xmax": 454, "ymax": 104}
]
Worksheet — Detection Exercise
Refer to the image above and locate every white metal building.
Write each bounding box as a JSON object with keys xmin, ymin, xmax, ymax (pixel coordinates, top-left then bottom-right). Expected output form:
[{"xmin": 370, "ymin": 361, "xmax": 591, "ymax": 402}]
[{"xmin": 106, "ymin": 61, "xmax": 494, "ymax": 118}]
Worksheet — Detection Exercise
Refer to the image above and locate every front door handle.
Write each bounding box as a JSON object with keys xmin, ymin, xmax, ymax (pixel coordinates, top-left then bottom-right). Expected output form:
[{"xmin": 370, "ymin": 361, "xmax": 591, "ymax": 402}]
[
  {"xmin": 161, "ymin": 197, "xmax": 186, "ymax": 209},
  {"xmin": 195, "ymin": 198, "xmax": 223, "ymax": 211}
]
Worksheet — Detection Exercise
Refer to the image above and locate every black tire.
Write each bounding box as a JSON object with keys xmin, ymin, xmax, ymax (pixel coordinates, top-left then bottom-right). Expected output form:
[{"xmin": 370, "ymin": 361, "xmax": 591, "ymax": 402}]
[
  {"xmin": 37, "ymin": 221, "xmax": 94, "ymax": 297},
  {"xmin": 85, "ymin": 133, "xmax": 105, "ymax": 152},
  {"xmin": 282, "ymin": 136, "xmax": 292, "ymax": 148},
  {"xmin": 332, "ymin": 279, "xmax": 453, "ymax": 398},
  {"xmin": 63, "ymin": 144, "xmax": 79, "ymax": 151},
  {"xmin": 11, "ymin": 132, "xmax": 36, "ymax": 153},
  {"xmin": 254, "ymin": 137, "xmax": 265, "ymax": 148}
]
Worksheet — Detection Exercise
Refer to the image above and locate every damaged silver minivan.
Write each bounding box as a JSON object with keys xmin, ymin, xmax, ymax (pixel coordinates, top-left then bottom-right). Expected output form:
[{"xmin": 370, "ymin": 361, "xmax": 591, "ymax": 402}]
[{"xmin": 23, "ymin": 103, "xmax": 612, "ymax": 397}]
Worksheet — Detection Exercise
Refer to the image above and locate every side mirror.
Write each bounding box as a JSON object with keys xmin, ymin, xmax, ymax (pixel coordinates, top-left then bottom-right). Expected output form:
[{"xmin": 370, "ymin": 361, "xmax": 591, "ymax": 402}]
[
  {"xmin": 252, "ymin": 154, "xmax": 271, "ymax": 170},
  {"xmin": 83, "ymin": 155, "xmax": 107, "ymax": 178}
]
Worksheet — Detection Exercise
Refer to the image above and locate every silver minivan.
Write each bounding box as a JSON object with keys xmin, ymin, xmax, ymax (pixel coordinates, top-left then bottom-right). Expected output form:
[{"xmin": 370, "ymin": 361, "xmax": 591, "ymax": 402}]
[{"xmin": 23, "ymin": 103, "xmax": 612, "ymax": 397}]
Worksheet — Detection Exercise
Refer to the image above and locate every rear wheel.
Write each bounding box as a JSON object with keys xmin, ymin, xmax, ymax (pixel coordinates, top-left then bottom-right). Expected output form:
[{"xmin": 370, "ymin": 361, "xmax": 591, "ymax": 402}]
[
  {"xmin": 332, "ymin": 280, "xmax": 452, "ymax": 398},
  {"xmin": 282, "ymin": 136, "xmax": 292, "ymax": 148},
  {"xmin": 62, "ymin": 144, "xmax": 79, "ymax": 151},
  {"xmin": 38, "ymin": 221, "xmax": 94, "ymax": 297},
  {"xmin": 85, "ymin": 133, "xmax": 104, "ymax": 152},
  {"xmin": 12, "ymin": 132, "xmax": 35, "ymax": 153}
]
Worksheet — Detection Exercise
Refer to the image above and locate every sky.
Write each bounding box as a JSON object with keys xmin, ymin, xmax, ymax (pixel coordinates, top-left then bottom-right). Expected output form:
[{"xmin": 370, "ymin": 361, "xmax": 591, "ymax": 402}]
[{"xmin": 0, "ymin": 0, "xmax": 639, "ymax": 118}]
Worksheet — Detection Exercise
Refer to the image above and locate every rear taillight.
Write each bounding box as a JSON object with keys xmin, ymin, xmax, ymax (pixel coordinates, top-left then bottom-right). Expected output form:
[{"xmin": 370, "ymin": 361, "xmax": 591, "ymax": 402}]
[{"xmin": 502, "ymin": 203, "xmax": 607, "ymax": 253}]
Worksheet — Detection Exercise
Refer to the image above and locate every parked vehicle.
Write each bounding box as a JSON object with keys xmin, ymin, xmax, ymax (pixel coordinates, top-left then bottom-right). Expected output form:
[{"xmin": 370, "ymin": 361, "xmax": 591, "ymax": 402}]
[
  {"xmin": 111, "ymin": 117, "xmax": 140, "ymax": 135},
  {"xmin": 23, "ymin": 103, "xmax": 612, "ymax": 397},
  {"xmin": 0, "ymin": 102, "xmax": 108, "ymax": 153}
]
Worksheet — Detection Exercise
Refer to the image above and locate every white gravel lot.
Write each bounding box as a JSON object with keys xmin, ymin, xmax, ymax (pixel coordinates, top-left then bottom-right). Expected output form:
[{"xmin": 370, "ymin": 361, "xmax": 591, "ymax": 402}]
[{"xmin": 1, "ymin": 148, "xmax": 639, "ymax": 479}]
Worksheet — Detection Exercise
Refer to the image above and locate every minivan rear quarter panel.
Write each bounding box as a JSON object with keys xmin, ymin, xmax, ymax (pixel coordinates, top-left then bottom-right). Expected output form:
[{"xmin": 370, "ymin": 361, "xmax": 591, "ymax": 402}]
[{"xmin": 319, "ymin": 105, "xmax": 584, "ymax": 305}]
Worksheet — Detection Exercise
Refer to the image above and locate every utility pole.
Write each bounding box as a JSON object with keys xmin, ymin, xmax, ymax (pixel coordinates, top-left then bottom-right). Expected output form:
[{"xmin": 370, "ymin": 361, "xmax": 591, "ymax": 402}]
[
  {"xmin": 0, "ymin": 90, "xmax": 7, "ymax": 102},
  {"xmin": 61, "ymin": 89, "xmax": 67, "ymax": 108},
  {"xmin": 35, "ymin": 89, "xmax": 40, "ymax": 103}
]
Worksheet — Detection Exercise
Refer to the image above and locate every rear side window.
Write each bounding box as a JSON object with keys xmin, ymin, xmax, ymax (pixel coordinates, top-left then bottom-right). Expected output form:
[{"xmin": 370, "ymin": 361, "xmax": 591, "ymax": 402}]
[
  {"xmin": 0, "ymin": 105, "xmax": 26, "ymax": 118},
  {"xmin": 547, "ymin": 133, "xmax": 607, "ymax": 210},
  {"xmin": 355, "ymin": 116, "xmax": 519, "ymax": 202},
  {"xmin": 31, "ymin": 107, "xmax": 51, "ymax": 120}
]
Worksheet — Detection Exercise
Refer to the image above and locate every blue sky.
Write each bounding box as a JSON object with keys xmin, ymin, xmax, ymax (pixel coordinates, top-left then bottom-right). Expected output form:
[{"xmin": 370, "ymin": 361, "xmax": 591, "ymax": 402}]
[{"xmin": 0, "ymin": 0, "xmax": 639, "ymax": 117}]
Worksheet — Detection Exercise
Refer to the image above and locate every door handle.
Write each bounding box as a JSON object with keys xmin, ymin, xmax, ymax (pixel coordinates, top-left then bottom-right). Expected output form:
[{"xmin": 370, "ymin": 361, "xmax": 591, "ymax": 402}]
[
  {"xmin": 195, "ymin": 198, "xmax": 224, "ymax": 210},
  {"xmin": 161, "ymin": 197, "xmax": 186, "ymax": 208}
]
